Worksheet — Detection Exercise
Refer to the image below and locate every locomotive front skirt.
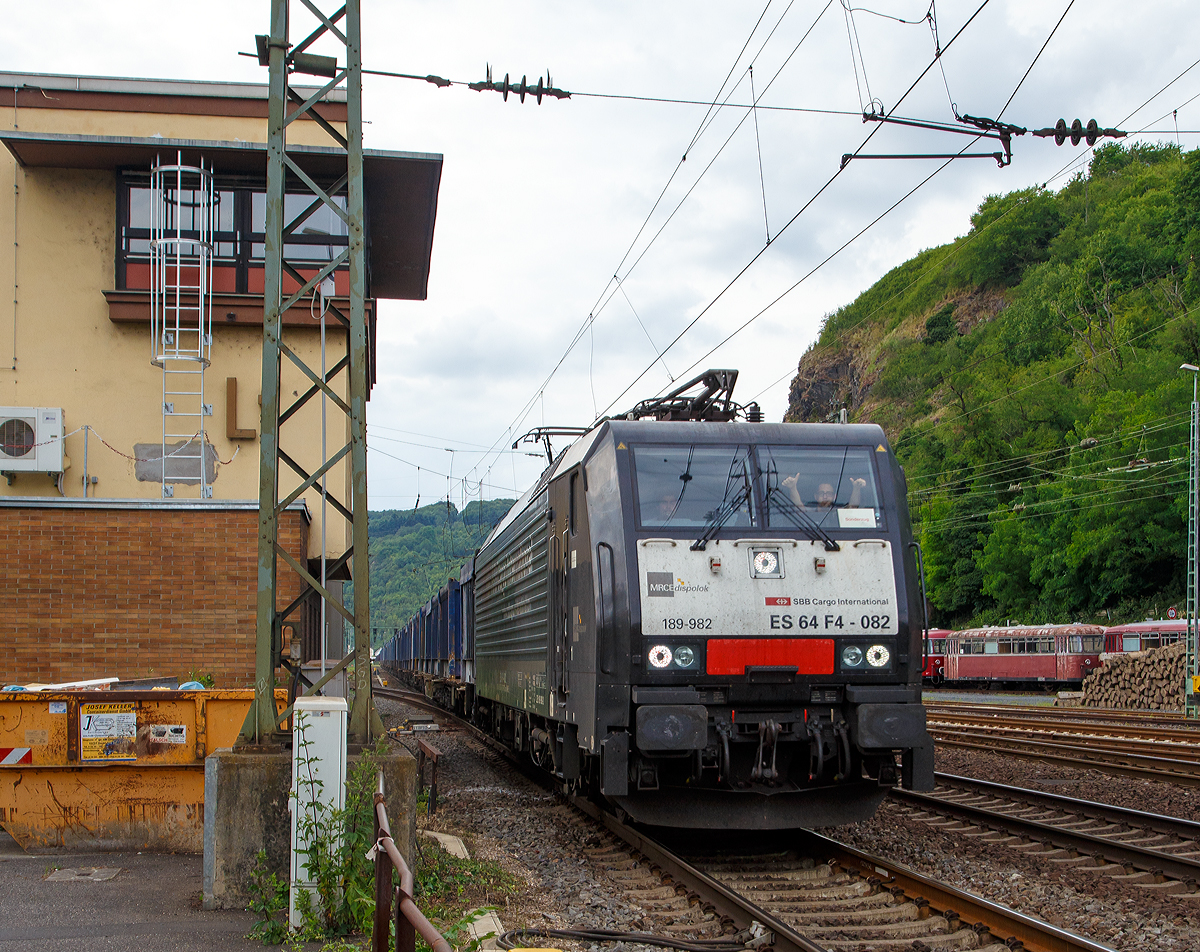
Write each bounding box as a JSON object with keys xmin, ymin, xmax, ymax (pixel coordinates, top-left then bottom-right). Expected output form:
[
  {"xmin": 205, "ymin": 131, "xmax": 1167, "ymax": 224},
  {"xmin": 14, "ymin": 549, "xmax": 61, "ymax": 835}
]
[{"xmin": 379, "ymin": 419, "xmax": 933, "ymax": 829}]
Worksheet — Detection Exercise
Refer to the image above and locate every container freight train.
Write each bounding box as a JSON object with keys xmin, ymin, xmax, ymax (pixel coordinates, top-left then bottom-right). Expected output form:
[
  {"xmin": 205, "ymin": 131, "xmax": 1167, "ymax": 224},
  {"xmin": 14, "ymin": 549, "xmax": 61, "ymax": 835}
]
[
  {"xmin": 378, "ymin": 371, "xmax": 934, "ymax": 829},
  {"xmin": 920, "ymin": 621, "xmax": 1187, "ymax": 686}
]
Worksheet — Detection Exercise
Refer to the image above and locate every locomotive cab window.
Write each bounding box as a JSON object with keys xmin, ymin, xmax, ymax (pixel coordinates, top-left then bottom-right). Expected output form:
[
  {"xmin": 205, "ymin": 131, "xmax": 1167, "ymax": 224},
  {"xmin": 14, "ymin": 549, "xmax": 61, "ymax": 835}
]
[
  {"xmin": 758, "ymin": 446, "xmax": 882, "ymax": 530},
  {"xmin": 634, "ymin": 444, "xmax": 755, "ymax": 528}
]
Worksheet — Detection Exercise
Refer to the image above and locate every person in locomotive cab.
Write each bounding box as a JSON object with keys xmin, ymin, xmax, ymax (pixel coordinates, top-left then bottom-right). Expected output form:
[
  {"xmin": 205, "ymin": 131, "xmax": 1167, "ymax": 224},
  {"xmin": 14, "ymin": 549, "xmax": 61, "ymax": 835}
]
[
  {"xmin": 781, "ymin": 473, "xmax": 865, "ymax": 510},
  {"xmin": 656, "ymin": 491, "xmax": 682, "ymax": 523}
]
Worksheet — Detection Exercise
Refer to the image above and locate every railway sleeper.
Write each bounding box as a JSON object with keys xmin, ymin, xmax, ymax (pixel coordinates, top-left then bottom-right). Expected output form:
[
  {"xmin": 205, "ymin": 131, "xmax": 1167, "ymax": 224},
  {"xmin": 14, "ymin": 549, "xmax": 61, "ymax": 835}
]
[
  {"xmin": 782, "ymin": 899, "xmax": 921, "ymax": 925},
  {"xmin": 1022, "ymin": 846, "xmax": 1075, "ymax": 859},
  {"xmin": 594, "ymin": 857, "xmax": 639, "ymax": 870},
  {"xmin": 760, "ymin": 891, "xmax": 899, "ymax": 914},
  {"xmin": 707, "ymin": 867, "xmax": 834, "ymax": 884},
  {"xmin": 604, "ymin": 868, "xmax": 660, "ymax": 884},
  {"xmin": 748, "ymin": 880, "xmax": 871, "ymax": 902},
  {"xmin": 659, "ymin": 918, "xmax": 722, "ymax": 935},
  {"xmin": 812, "ymin": 921, "xmax": 975, "ymax": 949},
  {"xmin": 807, "ymin": 914, "xmax": 955, "ymax": 937},
  {"xmin": 622, "ymin": 884, "xmax": 679, "ymax": 900},
  {"xmin": 698, "ymin": 860, "xmax": 819, "ymax": 874}
]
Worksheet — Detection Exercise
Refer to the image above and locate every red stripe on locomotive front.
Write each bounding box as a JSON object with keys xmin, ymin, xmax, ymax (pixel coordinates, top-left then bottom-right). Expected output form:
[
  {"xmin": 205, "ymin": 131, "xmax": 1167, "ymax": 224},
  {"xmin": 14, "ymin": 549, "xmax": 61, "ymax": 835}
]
[{"xmin": 706, "ymin": 638, "xmax": 835, "ymax": 675}]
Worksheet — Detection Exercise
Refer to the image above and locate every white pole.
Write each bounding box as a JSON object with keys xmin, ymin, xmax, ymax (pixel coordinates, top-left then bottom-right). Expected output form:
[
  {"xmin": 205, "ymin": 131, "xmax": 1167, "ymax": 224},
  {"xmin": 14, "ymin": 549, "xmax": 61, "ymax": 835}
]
[{"xmin": 320, "ymin": 304, "xmax": 328, "ymax": 685}]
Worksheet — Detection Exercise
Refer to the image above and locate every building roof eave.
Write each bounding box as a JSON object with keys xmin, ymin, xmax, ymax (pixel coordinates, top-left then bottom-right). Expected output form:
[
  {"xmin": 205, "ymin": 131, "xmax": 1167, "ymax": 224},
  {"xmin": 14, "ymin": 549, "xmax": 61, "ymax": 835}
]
[{"xmin": 0, "ymin": 130, "xmax": 442, "ymax": 302}]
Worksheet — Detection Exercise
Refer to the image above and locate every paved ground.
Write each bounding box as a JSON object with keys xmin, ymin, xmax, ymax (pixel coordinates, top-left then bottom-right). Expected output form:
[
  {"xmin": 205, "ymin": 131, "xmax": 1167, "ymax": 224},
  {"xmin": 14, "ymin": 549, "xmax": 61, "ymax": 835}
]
[{"xmin": 0, "ymin": 832, "xmax": 271, "ymax": 951}]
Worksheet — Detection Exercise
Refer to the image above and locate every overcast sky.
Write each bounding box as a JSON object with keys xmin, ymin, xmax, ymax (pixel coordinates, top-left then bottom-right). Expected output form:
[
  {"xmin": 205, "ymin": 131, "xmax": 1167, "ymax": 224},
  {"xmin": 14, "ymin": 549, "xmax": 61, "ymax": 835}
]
[{"xmin": 3, "ymin": 1, "xmax": 1198, "ymax": 510}]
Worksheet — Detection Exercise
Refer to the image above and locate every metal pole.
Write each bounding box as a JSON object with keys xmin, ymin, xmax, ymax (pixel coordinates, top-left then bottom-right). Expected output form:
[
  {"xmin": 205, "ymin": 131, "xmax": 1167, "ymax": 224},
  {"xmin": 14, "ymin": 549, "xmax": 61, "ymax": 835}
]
[
  {"xmin": 1190, "ymin": 370, "xmax": 1199, "ymax": 718},
  {"xmin": 345, "ymin": 0, "xmax": 374, "ymax": 742},
  {"xmin": 244, "ymin": 0, "xmax": 289, "ymax": 744},
  {"xmin": 238, "ymin": 0, "xmax": 376, "ymax": 745}
]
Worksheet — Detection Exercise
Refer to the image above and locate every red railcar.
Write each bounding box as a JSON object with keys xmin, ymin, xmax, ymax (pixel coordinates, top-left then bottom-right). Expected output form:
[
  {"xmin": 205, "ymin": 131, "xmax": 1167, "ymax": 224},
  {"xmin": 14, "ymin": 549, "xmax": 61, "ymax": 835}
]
[
  {"xmin": 921, "ymin": 628, "xmax": 952, "ymax": 682},
  {"xmin": 941, "ymin": 624, "xmax": 1111, "ymax": 685},
  {"xmin": 1103, "ymin": 619, "xmax": 1186, "ymax": 653}
]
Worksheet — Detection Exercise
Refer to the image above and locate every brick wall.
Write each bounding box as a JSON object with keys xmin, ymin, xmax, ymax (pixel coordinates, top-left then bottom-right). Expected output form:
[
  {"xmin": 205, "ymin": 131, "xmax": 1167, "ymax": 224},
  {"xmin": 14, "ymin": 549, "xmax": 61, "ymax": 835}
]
[{"xmin": 1, "ymin": 503, "xmax": 309, "ymax": 687}]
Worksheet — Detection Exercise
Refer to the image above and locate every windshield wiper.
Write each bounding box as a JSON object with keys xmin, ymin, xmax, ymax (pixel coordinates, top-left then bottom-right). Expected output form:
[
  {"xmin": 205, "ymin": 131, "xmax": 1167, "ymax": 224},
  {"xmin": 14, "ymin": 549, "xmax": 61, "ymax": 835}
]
[
  {"xmin": 692, "ymin": 461, "xmax": 752, "ymax": 551},
  {"xmin": 765, "ymin": 487, "xmax": 841, "ymax": 552}
]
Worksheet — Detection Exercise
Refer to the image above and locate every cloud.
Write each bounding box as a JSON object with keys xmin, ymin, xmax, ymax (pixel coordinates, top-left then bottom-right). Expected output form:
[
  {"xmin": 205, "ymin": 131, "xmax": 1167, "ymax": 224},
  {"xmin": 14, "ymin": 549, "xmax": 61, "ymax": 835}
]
[{"xmin": 5, "ymin": 0, "xmax": 1198, "ymax": 508}]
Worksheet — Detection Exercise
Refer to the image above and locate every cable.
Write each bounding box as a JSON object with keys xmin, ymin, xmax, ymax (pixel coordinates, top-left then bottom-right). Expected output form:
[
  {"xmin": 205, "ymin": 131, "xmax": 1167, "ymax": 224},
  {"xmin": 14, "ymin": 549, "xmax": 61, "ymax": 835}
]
[
  {"xmin": 664, "ymin": 150, "xmax": 970, "ymax": 388},
  {"xmin": 462, "ymin": 1, "xmax": 833, "ymax": 484},
  {"xmin": 367, "ymin": 443, "xmax": 522, "ymax": 495},
  {"xmin": 908, "ymin": 420, "xmax": 1191, "ymax": 497},
  {"xmin": 594, "ymin": 0, "xmax": 996, "ymax": 419},
  {"xmin": 497, "ymin": 928, "xmax": 751, "ymax": 952},
  {"xmin": 616, "ymin": 277, "xmax": 673, "ymax": 381}
]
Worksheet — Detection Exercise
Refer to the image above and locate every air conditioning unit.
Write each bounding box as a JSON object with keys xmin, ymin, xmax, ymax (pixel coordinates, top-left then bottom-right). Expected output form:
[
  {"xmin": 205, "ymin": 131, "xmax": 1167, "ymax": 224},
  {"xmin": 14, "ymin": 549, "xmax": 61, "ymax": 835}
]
[{"xmin": 0, "ymin": 407, "xmax": 64, "ymax": 473}]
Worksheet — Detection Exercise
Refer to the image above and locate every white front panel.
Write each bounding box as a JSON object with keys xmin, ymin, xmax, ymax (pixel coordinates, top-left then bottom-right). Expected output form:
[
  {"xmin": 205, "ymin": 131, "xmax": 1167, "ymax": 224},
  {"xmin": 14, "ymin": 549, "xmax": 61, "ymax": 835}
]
[{"xmin": 638, "ymin": 537, "xmax": 899, "ymax": 638}]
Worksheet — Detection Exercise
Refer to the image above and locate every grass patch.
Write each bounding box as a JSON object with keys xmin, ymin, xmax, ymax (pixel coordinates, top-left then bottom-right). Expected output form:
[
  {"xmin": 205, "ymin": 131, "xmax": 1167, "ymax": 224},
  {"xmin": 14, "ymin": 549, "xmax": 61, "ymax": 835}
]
[{"xmin": 413, "ymin": 840, "xmax": 520, "ymax": 952}]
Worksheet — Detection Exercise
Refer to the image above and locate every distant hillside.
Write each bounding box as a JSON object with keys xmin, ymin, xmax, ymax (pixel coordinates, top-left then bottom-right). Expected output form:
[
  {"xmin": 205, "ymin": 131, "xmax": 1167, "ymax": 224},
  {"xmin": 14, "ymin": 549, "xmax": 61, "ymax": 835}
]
[
  {"xmin": 368, "ymin": 497, "xmax": 515, "ymax": 638},
  {"xmin": 786, "ymin": 143, "xmax": 1200, "ymax": 627}
]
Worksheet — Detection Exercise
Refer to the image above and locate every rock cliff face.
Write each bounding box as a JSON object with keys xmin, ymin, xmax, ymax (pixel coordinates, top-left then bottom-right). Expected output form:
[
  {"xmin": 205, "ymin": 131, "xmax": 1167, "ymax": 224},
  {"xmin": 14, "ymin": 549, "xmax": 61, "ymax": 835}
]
[{"xmin": 783, "ymin": 288, "xmax": 1008, "ymax": 424}]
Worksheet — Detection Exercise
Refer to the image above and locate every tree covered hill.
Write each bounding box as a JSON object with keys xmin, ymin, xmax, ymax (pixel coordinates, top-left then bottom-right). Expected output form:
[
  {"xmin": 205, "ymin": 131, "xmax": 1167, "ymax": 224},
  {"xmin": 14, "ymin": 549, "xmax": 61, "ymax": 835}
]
[
  {"xmin": 368, "ymin": 497, "xmax": 514, "ymax": 634},
  {"xmin": 786, "ymin": 143, "xmax": 1200, "ymax": 627}
]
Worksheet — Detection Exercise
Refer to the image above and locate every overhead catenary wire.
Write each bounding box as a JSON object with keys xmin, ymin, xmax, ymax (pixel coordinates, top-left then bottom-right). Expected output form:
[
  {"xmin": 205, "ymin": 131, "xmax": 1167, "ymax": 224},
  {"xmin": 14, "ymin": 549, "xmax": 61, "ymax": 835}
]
[
  {"xmin": 455, "ymin": 1, "xmax": 833, "ymax": 487},
  {"xmin": 742, "ymin": 39, "xmax": 1200, "ymax": 449},
  {"xmin": 693, "ymin": 0, "xmax": 1089, "ymax": 393},
  {"xmin": 907, "ymin": 414, "xmax": 1192, "ymax": 494},
  {"xmin": 594, "ymin": 0, "xmax": 997, "ymax": 420}
]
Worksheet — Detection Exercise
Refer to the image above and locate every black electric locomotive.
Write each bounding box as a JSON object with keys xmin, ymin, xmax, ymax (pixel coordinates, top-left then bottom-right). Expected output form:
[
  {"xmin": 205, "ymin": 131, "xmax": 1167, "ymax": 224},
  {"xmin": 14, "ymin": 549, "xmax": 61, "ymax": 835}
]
[{"xmin": 379, "ymin": 371, "xmax": 933, "ymax": 829}]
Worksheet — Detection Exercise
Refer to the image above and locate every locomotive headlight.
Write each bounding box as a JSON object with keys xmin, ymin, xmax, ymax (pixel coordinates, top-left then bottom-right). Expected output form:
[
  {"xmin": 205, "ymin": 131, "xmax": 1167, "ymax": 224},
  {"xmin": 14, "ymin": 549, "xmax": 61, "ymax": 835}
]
[
  {"xmin": 749, "ymin": 546, "xmax": 785, "ymax": 579},
  {"xmin": 674, "ymin": 645, "xmax": 696, "ymax": 668},
  {"xmin": 648, "ymin": 645, "xmax": 673, "ymax": 669},
  {"xmin": 866, "ymin": 644, "xmax": 891, "ymax": 668},
  {"xmin": 841, "ymin": 645, "xmax": 863, "ymax": 667}
]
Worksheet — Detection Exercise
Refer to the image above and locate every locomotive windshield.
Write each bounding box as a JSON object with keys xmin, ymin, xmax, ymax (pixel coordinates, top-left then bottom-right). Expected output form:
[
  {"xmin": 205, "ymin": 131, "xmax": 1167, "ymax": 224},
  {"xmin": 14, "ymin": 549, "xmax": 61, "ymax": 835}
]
[
  {"xmin": 634, "ymin": 444, "xmax": 755, "ymax": 528},
  {"xmin": 759, "ymin": 446, "xmax": 881, "ymax": 530},
  {"xmin": 633, "ymin": 443, "xmax": 883, "ymax": 530}
]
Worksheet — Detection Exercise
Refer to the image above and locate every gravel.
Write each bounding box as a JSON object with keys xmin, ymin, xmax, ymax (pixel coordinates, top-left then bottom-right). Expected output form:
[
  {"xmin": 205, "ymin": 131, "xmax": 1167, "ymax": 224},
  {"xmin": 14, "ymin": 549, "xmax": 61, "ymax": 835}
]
[
  {"xmin": 377, "ymin": 694, "xmax": 1200, "ymax": 952},
  {"xmin": 825, "ymin": 745, "xmax": 1200, "ymax": 951},
  {"xmin": 934, "ymin": 744, "xmax": 1200, "ymax": 820},
  {"xmin": 375, "ymin": 696, "xmax": 717, "ymax": 951}
]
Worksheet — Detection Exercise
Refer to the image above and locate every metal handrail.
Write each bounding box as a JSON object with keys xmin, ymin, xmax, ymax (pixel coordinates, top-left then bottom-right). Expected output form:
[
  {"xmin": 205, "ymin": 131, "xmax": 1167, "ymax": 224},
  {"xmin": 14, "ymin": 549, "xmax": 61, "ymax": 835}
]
[{"xmin": 372, "ymin": 770, "xmax": 453, "ymax": 952}]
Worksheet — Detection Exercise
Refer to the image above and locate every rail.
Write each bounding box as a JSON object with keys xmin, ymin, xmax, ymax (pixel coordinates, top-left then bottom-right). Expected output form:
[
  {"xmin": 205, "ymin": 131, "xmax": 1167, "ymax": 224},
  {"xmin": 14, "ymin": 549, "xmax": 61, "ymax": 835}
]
[{"xmin": 372, "ymin": 770, "xmax": 453, "ymax": 952}]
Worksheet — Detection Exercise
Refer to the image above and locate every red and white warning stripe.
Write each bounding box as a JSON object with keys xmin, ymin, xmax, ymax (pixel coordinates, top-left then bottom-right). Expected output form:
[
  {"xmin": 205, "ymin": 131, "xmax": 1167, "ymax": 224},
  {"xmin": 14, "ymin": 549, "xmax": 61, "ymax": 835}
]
[{"xmin": 0, "ymin": 748, "xmax": 32, "ymax": 765}]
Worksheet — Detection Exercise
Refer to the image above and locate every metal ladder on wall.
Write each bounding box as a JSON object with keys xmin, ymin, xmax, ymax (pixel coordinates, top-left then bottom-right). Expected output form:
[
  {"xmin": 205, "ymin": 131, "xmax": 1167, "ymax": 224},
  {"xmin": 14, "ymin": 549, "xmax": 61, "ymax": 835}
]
[{"xmin": 150, "ymin": 152, "xmax": 214, "ymax": 498}]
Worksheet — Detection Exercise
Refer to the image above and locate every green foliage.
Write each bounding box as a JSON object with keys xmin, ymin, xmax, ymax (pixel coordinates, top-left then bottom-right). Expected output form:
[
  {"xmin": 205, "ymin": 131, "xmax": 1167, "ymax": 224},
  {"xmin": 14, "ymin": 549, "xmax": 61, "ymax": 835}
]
[
  {"xmin": 951, "ymin": 188, "xmax": 1064, "ymax": 287},
  {"xmin": 289, "ymin": 729, "xmax": 386, "ymax": 940},
  {"xmin": 249, "ymin": 732, "xmax": 390, "ymax": 946},
  {"xmin": 412, "ymin": 842, "xmax": 518, "ymax": 952},
  {"xmin": 794, "ymin": 143, "xmax": 1200, "ymax": 627},
  {"xmin": 368, "ymin": 498, "xmax": 514, "ymax": 639},
  {"xmin": 924, "ymin": 302, "xmax": 957, "ymax": 344},
  {"xmin": 247, "ymin": 850, "xmax": 290, "ymax": 945}
]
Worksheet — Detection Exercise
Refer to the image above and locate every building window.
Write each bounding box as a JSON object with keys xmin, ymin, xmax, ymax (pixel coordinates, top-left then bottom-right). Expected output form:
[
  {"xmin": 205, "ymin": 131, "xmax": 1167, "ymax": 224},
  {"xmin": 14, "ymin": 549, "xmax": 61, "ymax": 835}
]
[{"xmin": 116, "ymin": 174, "xmax": 350, "ymax": 295}]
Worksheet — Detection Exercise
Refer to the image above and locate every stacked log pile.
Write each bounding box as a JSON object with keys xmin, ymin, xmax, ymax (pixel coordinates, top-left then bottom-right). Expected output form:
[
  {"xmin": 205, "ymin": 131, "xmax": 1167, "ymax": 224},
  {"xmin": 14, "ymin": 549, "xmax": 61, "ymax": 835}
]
[{"xmin": 1081, "ymin": 640, "xmax": 1186, "ymax": 710}]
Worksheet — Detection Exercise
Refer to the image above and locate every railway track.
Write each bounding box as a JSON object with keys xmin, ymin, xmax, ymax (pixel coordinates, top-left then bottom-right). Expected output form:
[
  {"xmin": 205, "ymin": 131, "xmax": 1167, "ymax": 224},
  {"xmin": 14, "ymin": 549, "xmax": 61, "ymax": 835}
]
[
  {"xmin": 376, "ymin": 684, "xmax": 1114, "ymax": 952},
  {"xmin": 924, "ymin": 706, "xmax": 1200, "ymax": 785},
  {"xmin": 892, "ymin": 773, "xmax": 1200, "ymax": 894},
  {"xmin": 924, "ymin": 702, "xmax": 1200, "ymax": 732}
]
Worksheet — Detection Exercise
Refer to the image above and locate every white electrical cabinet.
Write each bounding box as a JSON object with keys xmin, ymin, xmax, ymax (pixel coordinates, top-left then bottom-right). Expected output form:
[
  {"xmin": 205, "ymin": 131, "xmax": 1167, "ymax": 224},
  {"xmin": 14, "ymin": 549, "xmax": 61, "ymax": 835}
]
[
  {"xmin": 0, "ymin": 407, "xmax": 64, "ymax": 472},
  {"xmin": 290, "ymin": 695, "xmax": 348, "ymax": 928}
]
